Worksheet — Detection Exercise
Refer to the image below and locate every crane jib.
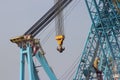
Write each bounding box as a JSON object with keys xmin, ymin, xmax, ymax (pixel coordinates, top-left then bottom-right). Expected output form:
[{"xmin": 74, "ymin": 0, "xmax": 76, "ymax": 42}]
[{"xmin": 24, "ymin": 0, "xmax": 72, "ymax": 37}]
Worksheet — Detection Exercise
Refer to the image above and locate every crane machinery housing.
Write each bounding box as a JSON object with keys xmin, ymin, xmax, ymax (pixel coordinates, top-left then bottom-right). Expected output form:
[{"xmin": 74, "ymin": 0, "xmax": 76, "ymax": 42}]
[{"xmin": 10, "ymin": 0, "xmax": 120, "ymax": 80}]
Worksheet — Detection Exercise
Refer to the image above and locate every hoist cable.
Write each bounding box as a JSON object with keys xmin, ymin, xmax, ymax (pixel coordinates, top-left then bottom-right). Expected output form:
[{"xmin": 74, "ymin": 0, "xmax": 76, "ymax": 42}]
[
  {"xmin": 57, "ymin": 0, "xmax": 82, "ymax": 79},
  {"xmin": 34, "ymin": 0, "xmax": 82, "ymax": 79},
  {"xmin": 59, "ymin": 54, "xmax": 81, "ymax": 80},
  {"xmin": 24, "ymin": 0, "xmax": 72, "ymax": 38},
  {"xmin": 55, "ymin": 12, "xmax": 64, "ymax": 35},
  {"xmin": 32, "ymin": 0, "xmax": 72, "ymax": 37},
  {"xmin": 67, "ymin": 68, "xmax": 76, "ymax": 80},
  {"xmin": 24, "ymin": 0, "xmax": 63, "ymax": 35},
  {"xmin": 54, "ymin": 0, "xmax": 64, "ymax": 36},
  {"xmin": 39, "ymin": 0, "xmax": 82, "ymax": 45},
  {"xmin": 41, "ymin": 26, "xmax": 55, "ymax": 45}
]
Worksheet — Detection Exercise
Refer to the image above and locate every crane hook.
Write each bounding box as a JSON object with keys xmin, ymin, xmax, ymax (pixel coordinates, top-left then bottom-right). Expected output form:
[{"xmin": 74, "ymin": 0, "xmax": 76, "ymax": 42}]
[
  {"xmin": 55, "ymin": 35, "xmax": 65, "ymax": 53},
  {"xmin": 57, "ymin": 46, "xmax": 65, "ymax": 53}
]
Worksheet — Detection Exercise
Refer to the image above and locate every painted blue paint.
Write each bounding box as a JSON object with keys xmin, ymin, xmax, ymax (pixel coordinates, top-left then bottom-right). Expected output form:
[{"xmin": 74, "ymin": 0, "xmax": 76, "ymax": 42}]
[
  {"xmin": 35, "ymin": 51, "xmax": 57, "ymax": 80},
  {"xmin": 19, "ymin": 42, "xmax": 57, "ymax": 80},
  {"xmin": 20, "ymin": 48, "xmax": 25, "ymax": 80},
  {"xmin": 74, "ymin": 0, "xmax": 120, "ymax": 80}
]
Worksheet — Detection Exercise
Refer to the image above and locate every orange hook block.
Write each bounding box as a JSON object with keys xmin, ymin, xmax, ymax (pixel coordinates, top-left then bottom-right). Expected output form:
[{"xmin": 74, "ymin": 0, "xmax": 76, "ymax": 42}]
[{"xmin": 55, "ymin": 35, "xmax": 65, "ymax": 53}]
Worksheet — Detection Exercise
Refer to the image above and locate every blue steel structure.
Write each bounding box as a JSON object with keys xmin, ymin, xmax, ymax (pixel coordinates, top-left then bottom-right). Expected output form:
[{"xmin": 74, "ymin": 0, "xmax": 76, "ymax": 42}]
[
  {"xmin": 10, "ymin": 0, "xmax": 120, "ymax": 80},
  {"xmin": 74, "ymin": 0, "xmax": 120, "ymax": 80},
  {"xmin": 10, "ymin": 0, "xmax": 72, "ymax": 80},
  {"xmin": 19, "ymin": 39, "xmax": 57, "ymax": 80}
]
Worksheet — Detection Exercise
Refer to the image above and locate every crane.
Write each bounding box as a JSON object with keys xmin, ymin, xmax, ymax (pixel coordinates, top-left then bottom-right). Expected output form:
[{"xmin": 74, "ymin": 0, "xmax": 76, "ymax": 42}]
[
  {"xmin": 10, "ymin": 0, "xmax": 120, "ymax": 80},
  {"xmin": 54, "ymin": 0, "xmax": 65, "ymax": 53},
  {"xmin": 10, "ymin": 0, "xmax": 72, "ymax": 80},
  {"xmin": 74, "ymin": 0, "xmax": 120, "ymax": 80}
]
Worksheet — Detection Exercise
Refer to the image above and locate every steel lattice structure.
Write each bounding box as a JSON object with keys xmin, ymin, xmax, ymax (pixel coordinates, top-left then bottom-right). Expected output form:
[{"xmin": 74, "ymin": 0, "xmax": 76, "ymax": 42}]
[
  {"xmin": 74, "ymin": 0, "xmax": 120, "ymax": 80},
  {"xmin": 10, "ymin": 0, "xmax": 120, "ymax": 80}
]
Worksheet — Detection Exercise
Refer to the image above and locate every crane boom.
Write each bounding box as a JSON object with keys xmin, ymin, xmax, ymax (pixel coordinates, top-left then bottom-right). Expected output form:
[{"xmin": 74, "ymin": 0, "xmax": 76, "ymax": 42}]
[
  {"xmin": 24, "ymin": 0, "xmax": 72, "ymax": 37},
  {"xmin": 10, "ymin": 0, "xmax": 120, "ymax": 79},
  {"xmin": 10, "ymin": 0, "xmax": 72, "ymax": 53},
  {"xmin": 10, "ymin": 0, "xmax": 72, "ymax": 46},
  {"xmin": 10, "ymin": 0, "xmax": 73, "ymax": 80}
]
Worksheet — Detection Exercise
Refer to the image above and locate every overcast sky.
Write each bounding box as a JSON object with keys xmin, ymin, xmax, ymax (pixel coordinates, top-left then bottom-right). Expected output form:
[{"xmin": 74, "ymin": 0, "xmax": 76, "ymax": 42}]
[{"xmin": 0, "ymin": 0, "xmax": 91, "ymax": 80}]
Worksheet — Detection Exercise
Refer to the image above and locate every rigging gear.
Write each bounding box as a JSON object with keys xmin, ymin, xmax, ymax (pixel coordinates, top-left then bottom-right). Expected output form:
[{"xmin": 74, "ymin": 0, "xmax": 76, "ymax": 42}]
[
  {"xmin": 10, "ymin": 0, "xmax": 72, "ymax": 80},
  {"xmin": 10, "ymin": 0, "xmax": 120, "ymax": 79},
  {"xmin": 54, "ymin": 0, "xmax": 65, "ymax": 53},
  {"xmin": 55, "ymin": 35, "xmax": 65, "ymax": 53},
  {"xmin": 24, "ymin": 0, "xmax": 72, "ymax": 38}
]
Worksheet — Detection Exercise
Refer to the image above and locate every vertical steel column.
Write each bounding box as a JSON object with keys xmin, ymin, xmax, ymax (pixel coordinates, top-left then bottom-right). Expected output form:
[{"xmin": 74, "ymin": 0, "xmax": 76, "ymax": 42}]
[
  {"xmin": 19, "ymin": 43, "xmax": 37, "ymax": 80},
  {"xmin": 20, "ymin": 48, "xmax": 25, "ymax": 80},
  {"xmin": 26, "ymin": 43, "xmax": 35, "ymax": 80}
]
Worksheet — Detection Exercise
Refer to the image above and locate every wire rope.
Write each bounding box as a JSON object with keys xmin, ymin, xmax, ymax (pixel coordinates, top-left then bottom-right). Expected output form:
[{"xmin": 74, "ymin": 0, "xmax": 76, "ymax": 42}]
[
  {"xmin": 58, "ymin": 53, "xmax": 81, "ymax": 80},
  {"xmin": 38, "ymin": 0, "xmax": 82, "ymax": 46},
  {"xmin": 36, "ymin": 0, "xmax": 83, "ymax": 79}
]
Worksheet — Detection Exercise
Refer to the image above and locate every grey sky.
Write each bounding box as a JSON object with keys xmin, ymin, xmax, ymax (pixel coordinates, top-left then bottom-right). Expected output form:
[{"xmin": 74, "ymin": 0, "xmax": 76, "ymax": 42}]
[{"xmin": 0, "ymin": 0, "xmax": 91, "ymax": 80}]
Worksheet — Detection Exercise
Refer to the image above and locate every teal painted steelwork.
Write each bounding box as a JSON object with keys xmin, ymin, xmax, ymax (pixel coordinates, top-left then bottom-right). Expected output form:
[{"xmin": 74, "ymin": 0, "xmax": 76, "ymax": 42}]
[
  {"xmin": 20, "ymin": 43, "xmax": 39, "ymax": 80},
  {"xmin": 74, "ymin": 0, "xmax": 120, "ymax": 80},
  {"xmin": 19, "ymin": 41, "xmax": 57, "ymax": 80},
  {"xmin": 35, "ymin": 51, "xmax": 57, "ymax": 80},
  {"xmin": 11, "ymin": 0, "xmax": 73, "ymax": 79}
]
